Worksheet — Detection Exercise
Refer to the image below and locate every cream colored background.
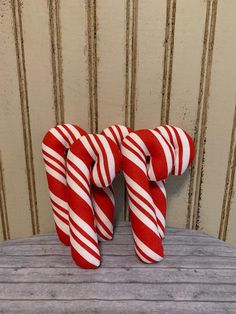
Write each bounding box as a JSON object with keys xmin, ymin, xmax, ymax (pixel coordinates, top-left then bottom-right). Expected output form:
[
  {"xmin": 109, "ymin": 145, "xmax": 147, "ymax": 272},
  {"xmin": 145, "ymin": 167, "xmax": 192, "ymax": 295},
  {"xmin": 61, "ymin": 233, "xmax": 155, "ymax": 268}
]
[{"xmin": 0, "ymin": 0, "xmax": 235, "ymax": 246}]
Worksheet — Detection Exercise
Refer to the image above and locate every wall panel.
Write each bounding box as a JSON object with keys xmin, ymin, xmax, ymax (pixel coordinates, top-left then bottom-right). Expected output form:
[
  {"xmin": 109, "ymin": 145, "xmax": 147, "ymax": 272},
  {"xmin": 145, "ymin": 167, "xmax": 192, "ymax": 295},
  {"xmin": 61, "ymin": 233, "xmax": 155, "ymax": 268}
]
[
  {"xmin": 166, "ymin": 0, "xmax": 206, "ymax": 228},
  {"xmin": 134, "ymin": 0, "xmax": 166, "ymax": 130},
  {"xmin": 199, "ymin": 0, "xmax": 236, "ymax": 237},
  {"xmin": 96, "ymin": 0, "xmax": 126, "ymax": 131},
  {"xmin": 20, "ymin": 0, "xmax": 56, "ymax": 234},
  {"xmin": 60, "ymin": 0, "xmax": 90, "ymax": 131},
  {"xmin": 0, "ymin": 0, "xmax": 33, "ymax": 239}
]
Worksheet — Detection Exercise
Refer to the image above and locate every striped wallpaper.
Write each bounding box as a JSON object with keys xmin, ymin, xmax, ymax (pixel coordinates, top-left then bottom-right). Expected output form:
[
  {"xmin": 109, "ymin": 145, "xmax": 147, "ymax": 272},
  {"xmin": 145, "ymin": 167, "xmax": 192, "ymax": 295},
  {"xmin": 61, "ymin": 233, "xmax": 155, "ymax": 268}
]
[{"xmin": 0, "ymin": 0, "xmax": 235, "ymax": 247}]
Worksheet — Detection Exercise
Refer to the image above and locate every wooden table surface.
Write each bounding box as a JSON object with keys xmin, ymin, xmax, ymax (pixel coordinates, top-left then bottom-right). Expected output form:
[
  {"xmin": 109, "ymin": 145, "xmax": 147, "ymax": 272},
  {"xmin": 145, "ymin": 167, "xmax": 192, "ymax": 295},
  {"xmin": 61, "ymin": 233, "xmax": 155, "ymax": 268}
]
[{"xmin": 0, "ymin": 222, "xmax": 236, "ymax": 313}]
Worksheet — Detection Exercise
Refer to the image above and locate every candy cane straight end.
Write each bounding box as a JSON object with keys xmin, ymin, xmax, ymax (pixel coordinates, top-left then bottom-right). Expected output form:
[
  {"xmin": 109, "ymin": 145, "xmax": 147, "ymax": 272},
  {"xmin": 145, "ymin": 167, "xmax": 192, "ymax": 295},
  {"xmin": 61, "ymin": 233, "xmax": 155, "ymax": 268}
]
[{"xmin": 70, "ymin": 246, "xmax": 101, "ymax": 269}]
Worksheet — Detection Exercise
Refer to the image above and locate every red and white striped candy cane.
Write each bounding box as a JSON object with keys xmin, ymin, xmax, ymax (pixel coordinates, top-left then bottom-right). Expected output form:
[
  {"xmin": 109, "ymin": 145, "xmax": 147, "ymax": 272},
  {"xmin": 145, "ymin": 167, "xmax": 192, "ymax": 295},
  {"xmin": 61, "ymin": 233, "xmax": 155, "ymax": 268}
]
[
  {"xmin": 103, "ymin": 125, "xmax": 168, "ymax": 238},
  {"xmin": 155, "ymin": 125, "xmax": 195, "ymax": 176},
  {"xmin": 121, "ymin": 129, "xmax": 175, "ymax": 263},
  {"xmin": 42, "ymin": 124, "xmax": 87, "ymax": 246},
  {"xmin": 66, "ymin": 134, "xmax": 121, "ymax": 268}
]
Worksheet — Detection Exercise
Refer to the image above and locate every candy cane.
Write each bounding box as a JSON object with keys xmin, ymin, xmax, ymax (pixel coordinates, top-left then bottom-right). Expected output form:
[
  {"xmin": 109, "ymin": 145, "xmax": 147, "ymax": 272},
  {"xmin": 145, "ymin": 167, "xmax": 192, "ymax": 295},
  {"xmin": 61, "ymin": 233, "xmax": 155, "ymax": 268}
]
[
  {"xmin": 43, "ymin": 124, "xmax": 117, "ymax": 244},
  {"xmin": 91, "ymin": 125, "xmax": 131, "ymax": 241},
  {"xmin": 42, "ymin": 124, "xmax": 87, "ymax": 246},
  {"xmin": 121, "ymin": 129, "xmax": 175, "ymax": 263},
  {"xmin": 103, "ymin": 125, "xmax": 167, "ymax": 238},
  {"xmin": 66, "ymin": 134, "xmax": 121, "ymax": 268}
]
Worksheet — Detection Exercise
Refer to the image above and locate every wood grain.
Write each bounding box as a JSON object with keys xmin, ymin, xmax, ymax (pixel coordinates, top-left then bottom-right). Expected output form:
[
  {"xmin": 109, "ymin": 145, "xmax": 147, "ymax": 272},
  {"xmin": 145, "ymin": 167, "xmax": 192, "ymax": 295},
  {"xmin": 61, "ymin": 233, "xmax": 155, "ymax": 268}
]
[{"xmin": 0, "ymin": 222, "xmax": 236, "ymax": 313}]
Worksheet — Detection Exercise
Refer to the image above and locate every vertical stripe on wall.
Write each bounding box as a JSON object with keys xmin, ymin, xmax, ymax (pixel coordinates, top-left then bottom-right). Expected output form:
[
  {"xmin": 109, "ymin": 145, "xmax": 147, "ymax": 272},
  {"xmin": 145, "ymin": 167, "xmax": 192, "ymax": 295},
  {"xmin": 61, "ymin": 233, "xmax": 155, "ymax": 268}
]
[
  {"xmin": 86, "ymin": 0, "xmax": 98, "ymax": 133},
  {"xmin": 187, "ymin": 0, "xmax": 218, "ymax": 229},
  {"xmin": 125, "ymin": 0, "xmax": 138, "ymax": 130},
  {"xmin": 161, "ymin": 0, "xmax": 176, "ymax": 125},
  {"xmin": 0, "ymin": 152, "xmax": 10, "ymax": 240},
  {"xmin": 11, "ymin": 0, "xmax": 39, "ymax": 234},
  {"xmin": 48, "ymin": 0, "xmax": 64, "ymax": 125},
  {"xmin": 219, "ymin": 106, "xmax": 236, "ymax": 240}
]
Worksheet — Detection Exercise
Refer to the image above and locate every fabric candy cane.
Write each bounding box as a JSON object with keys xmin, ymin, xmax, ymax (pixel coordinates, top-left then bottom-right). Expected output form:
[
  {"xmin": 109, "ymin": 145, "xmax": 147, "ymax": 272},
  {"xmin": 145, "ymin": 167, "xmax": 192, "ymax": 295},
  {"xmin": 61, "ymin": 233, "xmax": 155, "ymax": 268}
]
[
  {"xmin": 103, "ymin": 125, "xmax": 167, "ymax": 238},
  {"xmin": 121, "ymin": 129, "xmax": 175, "ymax": 263},
  {"xmin": 42, "ymin": 124, "xmax": 87, "ymax": 246},
  {"xmin": 66, "ymin": 134, "xmax": 121, "ymax": 268},
  {"xmin": 91, "ymin": 125, "xmax": 131, "ymax": 241}
]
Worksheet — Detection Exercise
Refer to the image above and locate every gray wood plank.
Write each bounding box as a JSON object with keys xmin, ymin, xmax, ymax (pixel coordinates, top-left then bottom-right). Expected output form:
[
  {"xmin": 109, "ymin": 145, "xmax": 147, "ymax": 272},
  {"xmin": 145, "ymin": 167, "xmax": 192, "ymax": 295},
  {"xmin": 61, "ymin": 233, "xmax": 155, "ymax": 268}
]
[
  {"xmin": 0, "ymin": 300, "xmax": 235, "ymax": 314},
  {"xmin": 0, "ymin": 282, "xmax": 236, "ymax": 302},
  {"xmin": 1, "ymin": 233, "xmax": 224, "ymax": 246},
  {"xmin": 0, "ymin": 267, "xmax": 236, "ymax": 284},
  {"xmin": 0, "ymin": 255, "xmax": 236, "ymax": 269},
  {"xmin": 1, "ymin": 243, "xmax": 236, "ymax": 257}
]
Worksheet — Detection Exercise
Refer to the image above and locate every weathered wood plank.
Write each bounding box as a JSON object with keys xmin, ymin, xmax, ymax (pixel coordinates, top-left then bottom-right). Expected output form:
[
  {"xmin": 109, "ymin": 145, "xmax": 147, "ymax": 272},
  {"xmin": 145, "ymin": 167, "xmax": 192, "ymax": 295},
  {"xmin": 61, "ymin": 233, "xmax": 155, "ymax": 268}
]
[
  {"xmin": 0, "ymin": 300, "xmax": 235, "ymax": 314},
  {"xmin": 0, "ymin": 282, "xmax": 236, "ymax": 301},
  {"xmin": 1, "ymin": 267, "xmax": 236, "ymax": 284},
  {"xmin": 0, "ymin": 255, "xmax": 235, "ymax": 269},
  {"xmin": 1, "ymin": 243, "xmax": 236, "ymax": 257},
  {"xmin": 0, "ymin": 233, "xmax": 223, "ymax": 247}
]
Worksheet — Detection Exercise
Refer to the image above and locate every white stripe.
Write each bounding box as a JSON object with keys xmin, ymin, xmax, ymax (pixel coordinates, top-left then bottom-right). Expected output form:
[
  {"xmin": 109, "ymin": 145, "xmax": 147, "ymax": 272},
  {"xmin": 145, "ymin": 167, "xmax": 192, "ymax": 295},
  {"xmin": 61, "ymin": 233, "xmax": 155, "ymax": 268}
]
[
  {"xmin": 133, "ymin": 232, "xmax": 163, "ymax": 262},
  {"xmin": 95, "ymin": 220, "xmax": 112, "ymax": 240},
  {"xmin": 45, "ymin": 164, "xmax": 66, "ymax": 185},
  {"xmin": 43, "ymin": 153, "xmax": 65, "ymax": 173},
  {"xmin": 125, "ymin": 174, "xmax": 154, "ymax": 209},
  {"xmin": 128, "ymin": 133, "xmax": 150, "ymax": 155},
  {"xmin": 67, "ymin": 151, "xmax": 90, "ymax": 177},
  {"xmin": 53, "ymin": 214, "xmax": 69, "ymax": 235},
  {"xmin": 42, "ymin": 143, "xmax": 65, "ymax": 165},
  {"xmin": 152, "ymin": 202, "xmax": 165, "ymax": 228},
  {"xmin": 80, "ymin": 136, "xmax": 96, "ymax": 159},
  {"xmin": 175, "ymin": 127, "xmax": 190, "ymax": 174},
  {"xmin": 93, "ymin": 163, "xmax": 103, "ymax": 187},
  {"xmin": 166, "ymin": 125, "xmax": 179, "ymax": 175},
  {"xmin": 129, "ymin": 199, "xmax": 159, "ymax": 237},
  {"xmin": 92, "ymin": 199, "xmax": 113, "ymax": 233},
  {"xmin": 103, "ymin": 186, "xmax": 115, "ymax": 206},
  {"xmin": 57, "ymin": 125, "xmax": 73, "ymax": 145},
  {"xmin": 118, "ymin": 125, "xmax": 130, "ymax": 139},
  {"xmin": 66, "ymin": 174, "xmax": 91, "ymax": 206},
  {"xmin": 99, "ymin": 135, "xmax": 116, "ymax": 182},
  {"xmin": 150, "ymin": 130, "xmax": 173, "ymax": 175},
  {"xmin": 112, "ymin": 126, "xmax": 121, "ymax": 143},
  {"xmin": 121, "ymin": 146, "xmax": 147, "ymax": 175},
  {"xmin": 156, "ymin": 180, "xmax": 167, "ymax": 198},
  {"xmin": 70, "ymin": 236, "xmax": 100, "ymax": 267},
  {"xmin": 103, "ymin": 128, "xmax": 115, "ymax": 143},
  {"xmin": 135, "ymin": 245, "xmax": 151, "ymax": 263},
  {"xmin": 64, "ymin": 124, "xmax": 83, "ymax": 140},
  {"xmin": 50, "ymin": 191, "xmax": 68, "ymax": 209},
  {"xmin": 90, "ymin": 135, "xmax": 108, "ymax": 186},
  {"xmin": 69, "ymin": 207, "xmax": 98, "ymax": 243},
  {"xmin": 124, "ymin": 138, "xmax": 146, "ymax": 161},
  {"xmin": 127, "ymin": 186, "xmax": 156, "ymax": 221},
  {"xmin": 157, "ymin": 126, "xmax": 171, "ymax": 142},
  {"xmin": 52, "ymin": 203, "xmax": 68, "ymax": 220},
  {"xmin": 50, "ymin": 128, "xmax": 69, "ymax": 148},
  {"xmin": 70, "ymin": 220, "xmax": 100, "ymax": 255},
  {"xmin": 66, "ymin": 163, "xmax": 90, "ymax": 193}
]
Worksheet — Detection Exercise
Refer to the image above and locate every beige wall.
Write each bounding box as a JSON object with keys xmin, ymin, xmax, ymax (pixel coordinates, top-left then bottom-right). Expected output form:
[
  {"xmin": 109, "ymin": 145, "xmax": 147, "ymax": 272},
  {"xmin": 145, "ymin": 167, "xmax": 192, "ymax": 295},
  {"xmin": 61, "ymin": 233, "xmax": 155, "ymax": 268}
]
[{"xmin": 0, "ymin": 0, "xmax": 235, "ymax": 246}]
